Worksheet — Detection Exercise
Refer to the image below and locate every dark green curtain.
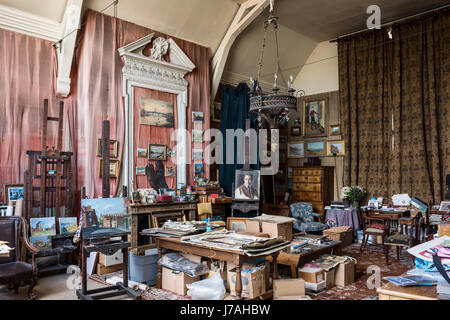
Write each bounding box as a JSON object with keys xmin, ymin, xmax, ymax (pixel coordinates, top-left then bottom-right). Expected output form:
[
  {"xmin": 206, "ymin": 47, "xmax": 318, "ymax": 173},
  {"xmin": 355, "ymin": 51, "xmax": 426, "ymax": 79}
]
[{"xmin": 219, "ymin": 83, "xmax": 259, "ymax": 196}]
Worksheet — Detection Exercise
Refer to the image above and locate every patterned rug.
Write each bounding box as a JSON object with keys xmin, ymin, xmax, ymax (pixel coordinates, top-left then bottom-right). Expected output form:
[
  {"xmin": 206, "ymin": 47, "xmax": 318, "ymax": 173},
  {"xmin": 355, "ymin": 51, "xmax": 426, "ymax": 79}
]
[
  {"xmin": 313, "ymin": 242, "xmax": 414, "ymax": 300},
  {"xmin": 89, "ymin": 271, "xmax": 190, "ymax": 300}
]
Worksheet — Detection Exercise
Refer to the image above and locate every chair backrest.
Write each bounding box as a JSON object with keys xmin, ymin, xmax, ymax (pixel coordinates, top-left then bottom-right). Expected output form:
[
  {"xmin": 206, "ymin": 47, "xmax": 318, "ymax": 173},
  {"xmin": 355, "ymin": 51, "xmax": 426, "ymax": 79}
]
[
  {"xmin": 197, "ymin": 202, "xmax": 212, "ymax": 219},
  {"xmin": 290, "ymin": 202, "xmax": 314, "ymax": 223},
  {"xmin": 361, "ymin": 210, "xmax": 391, "ymax": 229},
  {"xmin": 0, "ymin": 217, "xmax": 23, "ymax": 263}
]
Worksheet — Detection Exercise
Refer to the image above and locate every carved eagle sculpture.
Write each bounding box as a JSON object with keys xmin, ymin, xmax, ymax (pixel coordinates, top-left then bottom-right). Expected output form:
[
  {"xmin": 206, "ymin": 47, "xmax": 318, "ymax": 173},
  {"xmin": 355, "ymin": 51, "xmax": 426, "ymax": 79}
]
[{"xmin": 145, "ymin": 160, "xmax": 168, "ymax": 192}]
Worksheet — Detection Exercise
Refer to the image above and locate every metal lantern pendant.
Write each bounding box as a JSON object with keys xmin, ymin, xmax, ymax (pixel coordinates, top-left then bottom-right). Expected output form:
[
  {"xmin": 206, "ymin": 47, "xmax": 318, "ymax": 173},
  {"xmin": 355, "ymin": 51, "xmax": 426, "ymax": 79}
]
[{"xmin": 249, "ymin": 5, "xmax": 304, "ymax": 129}]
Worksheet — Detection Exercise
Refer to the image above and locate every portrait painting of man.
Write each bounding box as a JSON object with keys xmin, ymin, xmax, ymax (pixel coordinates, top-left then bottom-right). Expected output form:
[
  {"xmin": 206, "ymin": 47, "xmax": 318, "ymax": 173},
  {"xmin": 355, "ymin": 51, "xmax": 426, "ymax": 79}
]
[{"xmin": 233, "ymin": 170, "xmax": 260, "ymax": 201}]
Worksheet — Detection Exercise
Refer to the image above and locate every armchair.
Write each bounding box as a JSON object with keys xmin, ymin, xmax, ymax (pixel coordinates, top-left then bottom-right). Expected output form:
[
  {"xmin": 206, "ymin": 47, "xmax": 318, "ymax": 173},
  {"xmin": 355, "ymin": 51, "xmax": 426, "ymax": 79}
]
[
  {"xmin": 0, "ymin": 216, "xmax": 39, "ymax": 299},
  {"xmin": 290, "ymin": 202, "xmax": 328, "ymax": 233}
]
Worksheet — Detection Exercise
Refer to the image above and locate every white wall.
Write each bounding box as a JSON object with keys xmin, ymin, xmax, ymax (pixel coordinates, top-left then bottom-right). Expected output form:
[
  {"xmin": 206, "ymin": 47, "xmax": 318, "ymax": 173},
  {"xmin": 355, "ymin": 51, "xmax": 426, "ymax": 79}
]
[{"xmin": 293, "ymin": 41, "xmax": 339, "ymax": 95}]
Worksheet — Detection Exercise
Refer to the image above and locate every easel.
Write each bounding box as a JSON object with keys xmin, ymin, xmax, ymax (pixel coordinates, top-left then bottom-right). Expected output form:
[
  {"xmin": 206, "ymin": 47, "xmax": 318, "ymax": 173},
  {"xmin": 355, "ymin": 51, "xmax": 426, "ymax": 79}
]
[
  {"xmin": 24, "ymin": 99, "xmax": 74, "ymax": 222},
  {"xmin": 231, "ymin": 119, "xmax": 260, "ymax": 217},
  {"xmin": 24, "ymin": 99, "xmax": 76, "ymax": 276}
]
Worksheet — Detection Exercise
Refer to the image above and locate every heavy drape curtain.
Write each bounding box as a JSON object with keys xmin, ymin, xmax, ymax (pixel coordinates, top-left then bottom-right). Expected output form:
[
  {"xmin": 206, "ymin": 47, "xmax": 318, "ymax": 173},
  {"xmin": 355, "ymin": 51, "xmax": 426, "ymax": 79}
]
[
  {"xmin": 219, "ymin": 83, "xmax": 259, "ymax": 196},
  {"xmin": 339, "ymin": 9, "xmax": 450, "ymax": 203},
  {"xmin": 0, "ymin": 9, "xmax": 211, "ymax": 204}
]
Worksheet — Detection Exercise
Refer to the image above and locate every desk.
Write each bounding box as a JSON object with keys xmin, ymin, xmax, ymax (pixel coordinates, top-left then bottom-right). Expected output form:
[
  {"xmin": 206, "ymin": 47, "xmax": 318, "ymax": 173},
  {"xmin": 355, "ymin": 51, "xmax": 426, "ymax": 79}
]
[
  {"xmin": 377, "ymin": 281, "xmax": 438, "ymax": 300},
  {"xmin": 129, "ymin": 201, "xmax": 197, "ymax": 254},
  {"xmin": 154, "ymin": 236, "xmax": 281, "ymax": 299},
  {"xmin": 325, "ymin": 208, "xmax": 361, "ymax": 234},
  {"xmin": 266, "ymin": 241, "xmax": 342, "ymax": 278},
  {"xmin": 366, "ymin": 209, "xmax": 410, "ymax": 230}
]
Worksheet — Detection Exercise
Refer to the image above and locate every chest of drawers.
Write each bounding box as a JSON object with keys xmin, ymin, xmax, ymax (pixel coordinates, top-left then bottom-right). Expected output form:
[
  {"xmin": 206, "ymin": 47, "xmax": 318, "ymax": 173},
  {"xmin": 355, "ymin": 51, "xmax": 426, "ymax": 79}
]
[{"xmin": 292, "ymin": 166, "xmax": 334, "ymax": 221}]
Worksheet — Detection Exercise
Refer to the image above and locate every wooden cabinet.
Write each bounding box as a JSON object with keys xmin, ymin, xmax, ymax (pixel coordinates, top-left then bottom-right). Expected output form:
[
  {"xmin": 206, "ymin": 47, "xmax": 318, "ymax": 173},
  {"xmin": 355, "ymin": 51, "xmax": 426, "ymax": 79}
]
[{"xmin": 292, "ymin": 166, "xmax": 334, "ymax": 221}]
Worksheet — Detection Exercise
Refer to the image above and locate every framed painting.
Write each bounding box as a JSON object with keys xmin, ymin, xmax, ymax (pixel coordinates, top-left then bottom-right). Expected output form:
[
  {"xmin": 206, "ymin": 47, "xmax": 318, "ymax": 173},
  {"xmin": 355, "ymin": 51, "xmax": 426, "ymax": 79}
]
[
  {"xmin": 305, "ymin": 141, "xmax": 326, "ymax": 157},
  {"xmin": 4, "ymin": 184, "xmax": 24, "ymax": 204},
  {"xmin": 233, "ymin": 170, "xmax": 260, "ymax": 201},
  {"xmin": 137, "ymin": 148, "xmax": 148, "ymax": 158},
  {"xmin": 136, "ymin": 166, "xmax": 146, "ymax": 176},
  {"xmin": 30, "ymin": 217, "xmax": 56, "ymax": 237},
  {"xmin": 329, "ymin": 124, "xmax": 341, "ymax": 136},
  {"xmin": 192, "ymin": 130, "xmax": 204, "ymax": 143},
  {"xmin": 327, "ymin": 140, "xmax": 345, "ymax": 156},
  {"xmin": 226, "ymin": 217, "xmax": 248, "ymax": 232},
  {"xmin": 303, "ymin": 97, "xmax": 328, "ymax": 137},
  {"xmin": 192, "ymin": 149, "xmax": 203, "ymax": 162},
  {"xmin": 96, "ymin": 139, "xmax": 119, "ymax": 158},
  {"xmin": 212, "ymin": 102, "xmax": 221, "ymax": 122},
  {"xmin": 59, "ymin": 217, "xmax": 78, "ymax": 234},
  {"xmin": 165, "ymin": 166, "xmax": 176, "ymax": 177},
  {"xmin": 99, "ymin": 159, "xmax": 120, "ymax": 178},
  {"xmin": 288, "ymin": 142, "xmax": 305, "ymax": 159},
  {"xmin": 139, "ymin": 97, "xmax": 174, "ymax": 127},
  {"xmin": 192, "ymin": 111, "xmax": 204, "ymax": 123},
  {"xmin": 148, "ymin": 144, "xmax": 167, "ymax": 161}
]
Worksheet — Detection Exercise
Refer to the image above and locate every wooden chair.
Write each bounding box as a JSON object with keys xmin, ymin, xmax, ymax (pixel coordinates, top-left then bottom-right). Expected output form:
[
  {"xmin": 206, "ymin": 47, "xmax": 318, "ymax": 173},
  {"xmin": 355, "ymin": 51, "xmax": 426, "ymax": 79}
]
[
  {"xmin": 360, "ymin": 210, "xmax": 391, "ymax": 251},
  {"xmin": 0, "ymin": 216, "xmax": 39, "ymax": 299},
  {"xmin": 384, "ymin": 214, "xmax": 424, "ymax": 265}
]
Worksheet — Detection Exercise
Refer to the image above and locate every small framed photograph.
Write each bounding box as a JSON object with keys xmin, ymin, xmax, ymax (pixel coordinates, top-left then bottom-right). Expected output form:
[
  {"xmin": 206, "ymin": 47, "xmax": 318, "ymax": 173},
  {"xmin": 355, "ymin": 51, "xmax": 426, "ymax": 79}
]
[
  {"xmin": 192, "ymin": 111, "xmax": 204, "ymax": 123},
  {"xmin": 329, "ymin": 124, "xmax": 341, "ymax": 136},
  {"xmin": 192, "ymin": 130, "xmax": 204, "ymax": 143},
  {"xmin": 4, "ymin": 184, "xmax": 24, "ymax": 204},
  {"xmin": 439, "ymin": 201, "xmax": 450, "ymax": 211},
  {"xmin": 192, "ymin": 149, "xmax": 203, "ymax": 162},
  {"xmin": 99, "ymin": 159, "xmax": 120, "ymax": 178},
  {"xmin": 97, "ymin": 139, "xmax": 119, "ymax": 158},
  {"xmin": 148, "ymin": 144, "xmax": 167, "ymax": 161},
  {"xmin": 288, "ymin": 142, "xmax": 305, "ymax": 158},
  {"xmin": 305, "ymin": 141, "xmax": 326, "ymax": 157},
  {"xmin": 165, "ymin": 166, "xmax": 176, "ymax": 177},
  {"xmin": 137, "ymin": 148, "xmax": 148, "ymax": 158},
  {"xmin": 212, "ymin": 102, "xmax": 221, "ymax": 122},
  {"xmin": 136, "ymin": 166, "xmax": 146, "ymax": 176},
  {"xmin": 326, "ymin": 140, "xmax": 345, "ymax": 156}
]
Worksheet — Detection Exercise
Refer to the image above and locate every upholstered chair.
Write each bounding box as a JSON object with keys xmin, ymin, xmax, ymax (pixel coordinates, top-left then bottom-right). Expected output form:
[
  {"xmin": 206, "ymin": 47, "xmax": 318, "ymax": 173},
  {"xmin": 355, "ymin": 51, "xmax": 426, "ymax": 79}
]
[{"xmin": 290, "ymin": 202, "xmax": 328, "ymax": 233}]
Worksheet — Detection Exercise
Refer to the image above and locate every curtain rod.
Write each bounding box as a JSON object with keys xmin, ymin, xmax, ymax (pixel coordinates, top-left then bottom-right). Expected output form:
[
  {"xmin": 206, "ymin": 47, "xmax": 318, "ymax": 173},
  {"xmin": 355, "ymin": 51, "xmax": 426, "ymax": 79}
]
[{"xmin": 329, "ymin": 3, "xmax": 450, "ymax": 43}]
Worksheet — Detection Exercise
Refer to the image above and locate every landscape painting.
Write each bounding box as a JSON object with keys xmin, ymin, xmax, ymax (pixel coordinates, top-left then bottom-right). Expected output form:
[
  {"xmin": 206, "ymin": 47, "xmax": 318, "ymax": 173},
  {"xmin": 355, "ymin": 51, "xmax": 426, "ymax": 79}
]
[
  {"xmin": 305, "ymin": 141, "xmax": 326, "ymax": 157},
  {"xmin": 139, "ymin": 97, "xmax": 174, "ymax": 127},
  {"xmin": 30, "ymin": 235, "xmax": 52, "ymax": 250},
  {"xmin": 81, "ymin": 197, "xmax": 129, "ymax": 231},
  {"xmin": 59, "ymin": 217, "xmax": 78, "ymax": 234},
  {"xmin": 288, "ymin": 142, "xmax": 304, "ymax": 158},
  {"xmin": 148, "ymin": 144, "xmax": 167, "ymax": 160},
  {"xmin": 30, "ymin": 217, "xmax": 56, "ymax": 237}
]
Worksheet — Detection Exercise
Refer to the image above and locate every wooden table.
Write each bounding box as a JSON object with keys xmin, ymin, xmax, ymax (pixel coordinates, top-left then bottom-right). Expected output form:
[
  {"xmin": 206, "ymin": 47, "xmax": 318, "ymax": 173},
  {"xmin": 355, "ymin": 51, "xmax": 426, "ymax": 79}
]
[
  {"xmin": 377, "ymin": 281, "xmax": 438, "ymax": 300},
  {"xmin": 266, "ymin": 240, "xmax": 342, "ymax": 278},
  {"xmin": 367, "ymin": 209, "xmax": 410, "ymax": 230},
  {"xmin": 154, "ymin": 236, "xmax": 281, "ymax": 300},
  {"xmin": 129, "ymin": 201, "xmax": 197, "ymax": 254}
]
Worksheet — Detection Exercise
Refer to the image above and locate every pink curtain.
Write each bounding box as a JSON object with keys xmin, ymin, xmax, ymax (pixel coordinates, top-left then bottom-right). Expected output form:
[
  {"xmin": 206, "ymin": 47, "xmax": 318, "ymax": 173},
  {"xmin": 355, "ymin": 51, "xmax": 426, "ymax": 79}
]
[
  {"xmin": 0, "ymin": 28, "xmax": 68, "ymax": 202},
  {"xmin": 0, "ymin": 9, "xmax": 211, "ymax": 203}
]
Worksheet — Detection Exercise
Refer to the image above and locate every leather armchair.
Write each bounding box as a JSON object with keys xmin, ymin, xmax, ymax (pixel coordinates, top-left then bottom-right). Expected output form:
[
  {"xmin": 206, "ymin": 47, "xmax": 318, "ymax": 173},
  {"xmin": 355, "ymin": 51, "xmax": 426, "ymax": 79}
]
[{"xmin": 0, "ymin": 216, "xmax": 39, "ymax": 299}]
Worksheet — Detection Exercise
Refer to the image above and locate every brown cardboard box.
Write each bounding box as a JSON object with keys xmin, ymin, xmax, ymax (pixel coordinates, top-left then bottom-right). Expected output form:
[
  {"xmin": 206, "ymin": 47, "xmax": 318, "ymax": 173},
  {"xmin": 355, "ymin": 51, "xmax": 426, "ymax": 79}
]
[
  {"xmin": 273, "ymin": 278, "xmax": 305, "ymax": 300},
  {"xmin": 297, "ymin": 266, "xmax": 325, "ymax": 283},
  {"xmin": 438, "ymin": 224, "xmax": 450, "ymax": 237},
  {"xmin": 181, "ymin": 253, "xmax": 202, "ymax": 263},
  {"xmin": 246, "ymin": 215, "xmax": 295, "ymax": 241},
  {"xmin": 335, "ymin": 260, "xmax": 356, "ymax": 287},
  {"xmin": 162, "ymin": 267, "xmax": 199, "ymax": 296},
  {"xmin": 227, "ymin": 268, "xmax": 266, "ymax": 299},
  {"xmin": 323, "ymin": 226, "xmax": 353, "ymax": 247},
  {"xmin": 324, "ymin": 268, "xmax": 336, "ymax": 289}
]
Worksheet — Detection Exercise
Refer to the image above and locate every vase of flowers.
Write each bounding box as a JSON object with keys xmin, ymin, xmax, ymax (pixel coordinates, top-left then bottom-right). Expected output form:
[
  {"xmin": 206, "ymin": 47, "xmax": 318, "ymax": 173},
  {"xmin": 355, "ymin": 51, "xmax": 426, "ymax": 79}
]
[{"xmin": 341, "ymin": 186, "xmax": 366, "ymax": 208}]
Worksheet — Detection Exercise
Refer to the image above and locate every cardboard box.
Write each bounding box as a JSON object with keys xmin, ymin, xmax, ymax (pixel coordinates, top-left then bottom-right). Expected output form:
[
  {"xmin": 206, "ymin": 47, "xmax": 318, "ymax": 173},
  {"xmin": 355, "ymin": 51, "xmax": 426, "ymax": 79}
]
[
  {"xmin": 335, "ymin": 260, "xmax": 356, "ymax": 287},
  {"xmin": 181, "ymin": 253, "xmax": 202, "ymax": 263},
  {"xmin": 297, "ymin": 265, "xmax": 324, "ymax": 283},
  {"xmin": 99, "ymin": 251, "xmax": 123, "ymax": 267},
  {"xmin": 323, "ymin": 226, "xmax": 353, "ymax": 247},
  {"xmin": 273, "ymin": 278, "xmax": 305, "ymax": 300},
  {"xmin": 227, "ymin": 268, "xmax": 266, "ymax": 299},
  {"xmin": 304, "ymin": 280, "xmax": 326, "ymax": 292},
  {"xmin": 162, "ymin": 267, "xmax": 199, "ymax": 296},
  {"xmin": 438, "ymin": 224, "xmax": 450, "ymax": 237},
  {"xmin": 324, "ymin": 268, "xmax": 336, "ymax": 289},
  {"xmin": 246, "ymin": 215, "xmax": 295, "ymax": 241}
]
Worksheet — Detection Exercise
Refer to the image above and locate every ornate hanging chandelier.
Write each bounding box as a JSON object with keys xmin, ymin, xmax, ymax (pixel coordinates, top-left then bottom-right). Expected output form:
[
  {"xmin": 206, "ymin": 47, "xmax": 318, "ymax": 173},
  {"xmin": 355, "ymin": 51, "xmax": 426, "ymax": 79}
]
[{"xmin": 249, "ymin": 1, "xmax": 304, "ymax": 129}]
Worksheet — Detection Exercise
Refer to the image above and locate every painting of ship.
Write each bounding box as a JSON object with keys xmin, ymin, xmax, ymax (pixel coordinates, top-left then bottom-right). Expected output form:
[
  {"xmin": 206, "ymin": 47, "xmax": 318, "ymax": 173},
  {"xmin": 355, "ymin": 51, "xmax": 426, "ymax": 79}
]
[{"xmin": 139, "ymin": 97, "xmax": 174, "ymax": 127}]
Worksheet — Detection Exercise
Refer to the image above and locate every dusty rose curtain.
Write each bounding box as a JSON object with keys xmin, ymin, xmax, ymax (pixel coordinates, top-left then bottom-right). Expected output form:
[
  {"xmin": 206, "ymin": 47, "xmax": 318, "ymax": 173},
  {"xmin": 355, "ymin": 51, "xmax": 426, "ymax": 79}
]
[{"xmin": 0, "ymin": 28, "xmax": 70, "ymax": 202}]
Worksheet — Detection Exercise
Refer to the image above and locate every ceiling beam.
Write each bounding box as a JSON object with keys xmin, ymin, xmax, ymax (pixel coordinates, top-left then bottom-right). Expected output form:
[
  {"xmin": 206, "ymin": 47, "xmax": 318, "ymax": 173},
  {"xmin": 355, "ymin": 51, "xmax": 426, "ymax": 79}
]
[
  {"xmin": 56, "ymin": 0, "xmax": 84, "ymax": 97},
  {"xmin": 210, "ymin": 0, "xmax": 269, "ymax": 101}
]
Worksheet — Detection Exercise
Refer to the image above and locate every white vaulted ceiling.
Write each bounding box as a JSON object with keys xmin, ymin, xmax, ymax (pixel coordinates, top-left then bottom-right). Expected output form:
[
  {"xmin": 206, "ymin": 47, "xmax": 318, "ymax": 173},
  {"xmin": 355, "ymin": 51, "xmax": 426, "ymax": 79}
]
[{"xmin": 0, "ymin": 0, "xmax": 449, "ymax": 89}]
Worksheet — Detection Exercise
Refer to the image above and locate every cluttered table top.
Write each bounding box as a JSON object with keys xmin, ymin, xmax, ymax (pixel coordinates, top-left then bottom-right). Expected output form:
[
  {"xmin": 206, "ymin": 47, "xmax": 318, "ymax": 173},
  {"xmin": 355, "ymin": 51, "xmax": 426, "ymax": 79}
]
[{"xmin": 377, "ymin": 275, "xmax": 438, "ymax": 300}]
